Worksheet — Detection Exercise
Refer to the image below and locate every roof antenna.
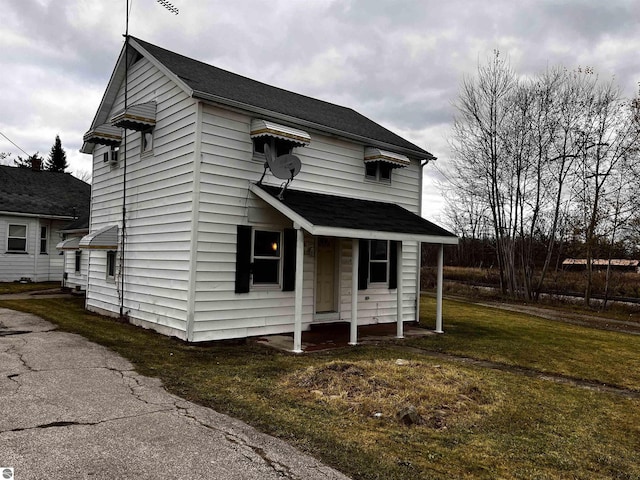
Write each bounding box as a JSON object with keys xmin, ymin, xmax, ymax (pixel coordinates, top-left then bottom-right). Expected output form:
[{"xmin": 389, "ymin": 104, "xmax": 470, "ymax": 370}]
[{"xmin": 157, "ymin": 0, "xmax": 179, "ymax": 14}]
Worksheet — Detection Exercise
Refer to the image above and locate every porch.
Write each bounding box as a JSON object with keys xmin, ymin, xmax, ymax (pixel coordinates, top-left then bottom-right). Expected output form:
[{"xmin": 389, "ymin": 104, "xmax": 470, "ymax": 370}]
[
  {"xmin": 256, "ymin": 321, "xmax": 434, "ymax": 353},
  {"xmin": 250, "ymin": 183, "xmax": 458, "ymax": 352}
]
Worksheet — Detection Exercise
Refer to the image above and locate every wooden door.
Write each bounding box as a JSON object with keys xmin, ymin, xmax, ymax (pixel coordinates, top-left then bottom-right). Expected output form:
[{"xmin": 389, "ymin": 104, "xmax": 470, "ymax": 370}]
[{"xmin": 315, "ymin": 237, "xmax": 336, "ymax": 313}]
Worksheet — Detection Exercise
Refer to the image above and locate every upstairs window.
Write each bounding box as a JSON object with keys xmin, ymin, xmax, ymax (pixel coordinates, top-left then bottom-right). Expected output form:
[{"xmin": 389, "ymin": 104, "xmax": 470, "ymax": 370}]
[
  {"xmin": 364, "ymin": 147, "xmax": 411, "ymax": 185},
  {"xmin": 7, "ymin": 224, "xmax": 27, "ymax": 253},
  {"xmin": 365, "ymin": 162, "xmax": 392, "ymax": 183},
  {"xmin": 250, "ymin": 119, "xmax": 310, "ymax": 159},
  {"xmin": 253, "ymin": 136, "xmax": 295, "ymax": 157}
]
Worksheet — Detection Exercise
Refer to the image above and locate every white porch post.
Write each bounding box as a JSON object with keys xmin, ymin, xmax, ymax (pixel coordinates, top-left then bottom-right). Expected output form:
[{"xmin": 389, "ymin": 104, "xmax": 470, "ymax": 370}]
[
  {"xmin": 293, "ymin": 226, "xmax": 304, "ymax": 353},
  {"xmin": 396, "ymin": 241, "xmax": 404, "ymax": 338},
  {"xmin": 350, "ymin": 239, "xmax": 359, "ymax": 345},
  {"xmin": 435, "ymin": 243, "xmax": 444, "ymax": 334}
]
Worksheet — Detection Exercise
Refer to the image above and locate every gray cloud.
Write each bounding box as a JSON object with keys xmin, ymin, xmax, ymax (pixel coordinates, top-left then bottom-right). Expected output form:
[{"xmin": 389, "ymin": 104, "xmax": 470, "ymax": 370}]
[{"xmin": 1, "ymin": 0, "xmax": 638, "ymax": 214}]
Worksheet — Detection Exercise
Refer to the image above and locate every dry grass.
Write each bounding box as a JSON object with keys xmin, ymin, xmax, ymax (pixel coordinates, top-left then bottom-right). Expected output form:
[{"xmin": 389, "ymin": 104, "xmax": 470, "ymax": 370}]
[
  {"xmin": 0, "ymin": 281, "xmax": 59, "ymax": 294},
  {"xmin": 281, "ymin": 359, "xmax": 496, "ymax": 431},
  {"xmin": 2, "ymin": 296, "xmax": 640, "ymax": 479}
]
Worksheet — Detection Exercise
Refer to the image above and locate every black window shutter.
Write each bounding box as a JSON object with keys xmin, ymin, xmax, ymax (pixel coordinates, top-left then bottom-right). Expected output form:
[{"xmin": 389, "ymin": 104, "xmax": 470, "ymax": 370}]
[
  {"xmin": 282, "ymin": 228, "xmax": 296, "ymax": 291},
  {"xmin": 389, "ymin": 241, "xmax": 398, "ymax": 289},
  {"xmin": 358, "ymin": 239, "xmax": 369, "ymax": 290},
  {"xmin": 235, "ymin": 225, "xmax": 252, "ymax": 293}
]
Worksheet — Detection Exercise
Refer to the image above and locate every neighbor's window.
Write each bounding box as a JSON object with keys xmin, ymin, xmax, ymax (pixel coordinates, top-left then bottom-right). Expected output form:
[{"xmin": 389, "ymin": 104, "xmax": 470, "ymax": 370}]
[
  {"xmin": 75, "ymin": 251, "xmax": 82, "ymax": 273},
  {"xmin": 252, "ymin": 230, "xmax": 281, "ymax": 285},
  {"xmin": 40, "ymin": 226, "xmax": 48, "ymax": 254},
  {"xmin": 106, "ymin": 250, "xmax": 116, "ymax": 278},
  {"xmin": 7, "ymin": 224, "xmax": 27, "ymax": 253},
  {"xmin": 141, "ymin": 128, "xmax": 153, "ymax": 155},
  {"xmin": 364, "ymin": 162, "xmax": 392, "ymax": 183},
  {"xmin": 369, "ymin": 239, "xmax": 389, "ymax": 283},
  {"xmin": 253, "ymin": 137, "xmax": 295, "ymax": 158}
]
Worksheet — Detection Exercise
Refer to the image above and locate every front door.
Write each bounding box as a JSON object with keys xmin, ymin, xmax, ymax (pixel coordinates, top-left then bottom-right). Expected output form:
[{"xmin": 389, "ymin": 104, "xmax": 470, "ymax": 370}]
[{"xmin": 315, "ymin": 237, "xmax": 336, "ymax": 313}]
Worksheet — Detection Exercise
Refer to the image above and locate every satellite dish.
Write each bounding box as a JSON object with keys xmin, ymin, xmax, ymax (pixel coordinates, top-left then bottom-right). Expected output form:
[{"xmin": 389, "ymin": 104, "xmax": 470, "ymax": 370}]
[
  {"xmin": 263, "ymin": 144, "xmax": 302, "ymax": 180},
  {"xmin": 270, "ymin": 154, "xmax": 302, "ymax": 179},
  {"xmin": 260, "ymin": 143, "xmax": 303, "ymax": 199}
]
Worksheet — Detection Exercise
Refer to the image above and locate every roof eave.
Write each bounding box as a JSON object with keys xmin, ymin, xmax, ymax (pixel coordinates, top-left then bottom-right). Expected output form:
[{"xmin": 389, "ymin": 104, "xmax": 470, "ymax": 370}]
[
  {"xmin": 193, "ymin": 90, "xmax": 435, "ymax": 162},
  {"xmin": 0, "ymin": 210, "xmax": 75, "ymax": 220},
  {"xmin": 249, "ymin": 184, "xmax": 457, "ymax": 244}
]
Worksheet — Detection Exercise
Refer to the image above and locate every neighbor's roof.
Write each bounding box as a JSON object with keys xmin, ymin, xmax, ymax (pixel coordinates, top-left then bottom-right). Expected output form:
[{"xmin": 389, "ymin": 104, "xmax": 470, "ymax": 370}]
[
  {"xmin": 562, "ymin": 258, "xmax": 639, "ymax": 267},
  {"xmin": 0, "ymin": 165, "xmax": 90, "ymax": 218},
  {"xmin": 84, "ymin": 37, "xmax": 434, "ymax": 161},
  {"xmin": 251, "ymin": 184, "xmax": 457, "ymax": 244}
]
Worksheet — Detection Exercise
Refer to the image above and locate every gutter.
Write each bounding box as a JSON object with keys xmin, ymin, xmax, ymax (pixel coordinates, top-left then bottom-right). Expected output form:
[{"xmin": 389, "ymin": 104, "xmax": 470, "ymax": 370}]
[{"xmin": 0, "ymin": 211, "xmax": 75, "ymax": 220}]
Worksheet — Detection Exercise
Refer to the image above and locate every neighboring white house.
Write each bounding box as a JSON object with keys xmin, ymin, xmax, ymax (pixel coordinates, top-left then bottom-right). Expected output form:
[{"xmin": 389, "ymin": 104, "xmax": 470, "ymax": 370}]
[
  {"xmin": 56, "ymin": 212, "xmax": 90, "ymax": 291},
  {"xmin": 0, "ymin": 162, "xmax": 90, "ymax": 283},
  {"xmin": 79, "ymin": 36, "xmax": 457, "ymax": 351}
]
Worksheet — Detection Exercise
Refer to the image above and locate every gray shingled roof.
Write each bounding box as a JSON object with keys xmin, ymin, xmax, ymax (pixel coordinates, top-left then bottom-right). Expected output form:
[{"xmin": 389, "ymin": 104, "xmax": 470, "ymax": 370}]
[
  {"xmin": 131, "ymin": 37, "xmax": 433, "ymax": 159},
  {"xmin": 0, "ymin": 165, "xmax": 90, "ymax": 218},
  {"xmin": 257, "ymin": 184, "xmax": 456, "ymax": 239}
]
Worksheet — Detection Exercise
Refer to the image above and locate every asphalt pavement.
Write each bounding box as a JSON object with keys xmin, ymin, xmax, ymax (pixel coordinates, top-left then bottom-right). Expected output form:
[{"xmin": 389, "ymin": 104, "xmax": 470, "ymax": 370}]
[{"xmin": 0, "ymin": 307, "xmax": 350, "ymax": 480}]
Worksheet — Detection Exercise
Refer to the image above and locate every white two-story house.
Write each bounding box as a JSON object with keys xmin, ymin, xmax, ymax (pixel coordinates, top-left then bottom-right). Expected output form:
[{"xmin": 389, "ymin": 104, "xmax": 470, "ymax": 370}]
[{"xmin": 80, "ymin": 36, "xmax": 457, "ymax": 351}]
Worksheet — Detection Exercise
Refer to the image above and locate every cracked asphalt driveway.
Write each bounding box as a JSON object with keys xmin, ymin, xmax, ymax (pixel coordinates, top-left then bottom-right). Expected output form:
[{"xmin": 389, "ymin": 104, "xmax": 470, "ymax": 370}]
[{"xmin": 0, "ymin": 308, "xmax": 350, "ymax": 480}]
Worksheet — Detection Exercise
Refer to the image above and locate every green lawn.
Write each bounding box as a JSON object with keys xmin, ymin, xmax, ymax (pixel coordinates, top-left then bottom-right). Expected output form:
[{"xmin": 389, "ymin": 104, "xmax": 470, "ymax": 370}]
[
  {"xmin": 0, "ymin": 281, "xmax": 59, "ymax": 294},
  {"xmin": 1, "ymin": 295, "xmax": 639, "ymax": 480}
]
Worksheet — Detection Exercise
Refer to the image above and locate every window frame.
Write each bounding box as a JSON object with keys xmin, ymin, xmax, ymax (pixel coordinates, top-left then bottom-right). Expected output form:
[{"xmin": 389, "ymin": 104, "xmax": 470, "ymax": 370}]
[
  {"xmin": 368, "ymin": 239, "xmax": 389, "ymax": 284},
  {"xmin": 251, "ymin": 229, "xmax": 282, "ymax": 288},
  {"xmin": 7, "ymin": 224, "xmax": 27, "ymax": 253},
  {"xmin": 141, "ymin": 128, "xmax": 154, "ymax": 156},
  {"xmin": 253, "ymin": 136, "xmax": 295, "ymax": 159},
  {"xmin": 75, "ymin": 250, "xmax": 82, "ymax": 273},
  {"xmin": 40, "ymin": 226, "xmax": 48, "ymax": 254},
  {"xmin": 364, "ymin": 161, "xmax": 392, "ymax": 184},
  {"xmin": 106, "ymin": 250, "xmax": 116, "ymax": 279}
]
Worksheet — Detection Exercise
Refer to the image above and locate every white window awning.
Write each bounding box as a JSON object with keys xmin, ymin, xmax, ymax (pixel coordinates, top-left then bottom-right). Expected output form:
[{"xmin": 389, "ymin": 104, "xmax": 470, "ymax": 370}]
[
  {"xmin": 79, "ymin": 225, "xmax": 118, "ymax": 250},
  {"xmin": 82, "ymin": 123, "xmax": 122, "ymax": 147},
  {"xmin": 250, "ymin": 119, "xmax": 311, "ymax": 146},
  {"xmin": 364, "ymin": 147, "xmax": 411, "ymax": 167},
  {"xmin": 110, "ymin": 101, "xmax": 156, "ymax": 131},
  {"xmin": 56, "ymin": 237, "xmax": 81, "ymax": 251}
]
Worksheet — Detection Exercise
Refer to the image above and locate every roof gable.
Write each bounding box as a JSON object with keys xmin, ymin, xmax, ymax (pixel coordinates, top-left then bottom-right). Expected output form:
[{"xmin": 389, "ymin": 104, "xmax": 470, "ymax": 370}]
[
  {"xmin": 0, "ymin": 166, "xmax": 90, "ymax": 218},
  {"xmin": 84, "ymin": 37, "xmax": 434, "ymax": 160}
]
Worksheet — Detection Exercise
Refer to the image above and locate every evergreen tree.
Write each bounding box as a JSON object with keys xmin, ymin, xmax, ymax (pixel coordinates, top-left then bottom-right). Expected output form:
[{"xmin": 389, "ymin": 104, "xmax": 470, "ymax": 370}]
[{"xmin": 45, "ymin": 135, "xmax": 68, "ymax": 172}]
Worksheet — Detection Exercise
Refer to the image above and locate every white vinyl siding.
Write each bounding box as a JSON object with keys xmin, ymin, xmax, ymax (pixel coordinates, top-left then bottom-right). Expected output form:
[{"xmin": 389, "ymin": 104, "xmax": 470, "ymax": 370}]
[
  {"xmin": 84, "ymin": 59, "xmax": 422, "ymax": 342},
  {"xmin": 0, "ymin": 216, "xmax": 67, "ymax": 282},
  {"xmin": 188, "ymin": 104, "xmax": 419, "ymax": 341},
  {"xmin": 85, "ymin": 57, "xmax": 196, "ymax": 338},
  {"xmin": 63, "ymin": 245, "xmax": 88, "ymax": 291}
]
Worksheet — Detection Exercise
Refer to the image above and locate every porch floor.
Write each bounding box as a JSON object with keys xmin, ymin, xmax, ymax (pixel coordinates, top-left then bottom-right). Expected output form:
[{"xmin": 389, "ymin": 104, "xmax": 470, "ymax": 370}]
[{"xmin": 255, "ymin": 322, "xmax": 434, "ymax": 353}]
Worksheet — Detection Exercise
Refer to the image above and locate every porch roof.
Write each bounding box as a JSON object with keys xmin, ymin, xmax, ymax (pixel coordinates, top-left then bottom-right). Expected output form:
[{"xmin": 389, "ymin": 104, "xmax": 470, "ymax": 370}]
[{"xmin": 250, "ymin": 183, "xmax": 458, "ymax": 244}]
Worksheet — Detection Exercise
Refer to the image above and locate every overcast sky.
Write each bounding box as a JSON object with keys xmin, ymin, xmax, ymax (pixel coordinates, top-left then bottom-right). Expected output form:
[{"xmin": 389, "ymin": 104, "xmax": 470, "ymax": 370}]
[{"xmin": 1, "ymin": 0, "xmax": 639, "ymax": 221}]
